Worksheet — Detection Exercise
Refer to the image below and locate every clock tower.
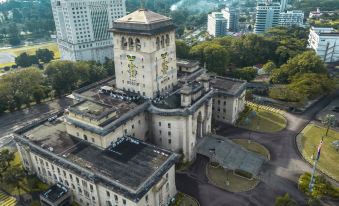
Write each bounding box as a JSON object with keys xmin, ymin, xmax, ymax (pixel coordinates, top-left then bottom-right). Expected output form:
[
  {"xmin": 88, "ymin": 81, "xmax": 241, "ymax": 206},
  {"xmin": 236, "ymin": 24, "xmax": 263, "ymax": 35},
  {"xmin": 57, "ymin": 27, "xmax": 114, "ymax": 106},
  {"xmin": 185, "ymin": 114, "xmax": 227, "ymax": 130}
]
[{"xmin": 111, "ymin": 9, "xmax": 177, "ymax": 98}]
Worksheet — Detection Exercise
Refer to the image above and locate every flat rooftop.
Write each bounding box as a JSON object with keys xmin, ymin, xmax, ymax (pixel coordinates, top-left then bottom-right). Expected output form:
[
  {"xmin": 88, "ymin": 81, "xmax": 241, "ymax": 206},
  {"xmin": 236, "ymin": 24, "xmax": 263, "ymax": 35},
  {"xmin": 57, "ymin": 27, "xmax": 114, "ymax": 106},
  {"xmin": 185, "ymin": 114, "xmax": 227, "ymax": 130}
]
[
  {"xmin": 41, "ymin": 183, "xmax": 69, "ymax": 203},
  {"xmin": 177, "ymin": 59, "xmax": 200, "ymax": 67},
  {"xmin": 210, "ymin": 76, "xmax": 247, "ymax": 96},
  {"xmin": 69, "ymin": 100, "xmax": 116, "ymax": 120},
  {"xmin": 73, "ymin": 79, "xmax": 146, "ymax": 126},
  {"xmin": 22, "ymin": 118, "xmax": 175, "ymax": 191}
]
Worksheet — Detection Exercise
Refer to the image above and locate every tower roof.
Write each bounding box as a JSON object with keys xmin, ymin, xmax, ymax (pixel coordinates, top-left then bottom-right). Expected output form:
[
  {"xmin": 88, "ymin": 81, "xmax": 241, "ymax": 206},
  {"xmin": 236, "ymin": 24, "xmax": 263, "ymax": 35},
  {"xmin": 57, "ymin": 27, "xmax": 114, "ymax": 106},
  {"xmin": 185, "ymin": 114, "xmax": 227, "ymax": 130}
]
[
  {"xmin": 110, "ymin": 9, "xmax": 175, "ymax": 36},
  {"xmin": 116, "ymin": 9, "xmax": 170, "ymax": 24}
]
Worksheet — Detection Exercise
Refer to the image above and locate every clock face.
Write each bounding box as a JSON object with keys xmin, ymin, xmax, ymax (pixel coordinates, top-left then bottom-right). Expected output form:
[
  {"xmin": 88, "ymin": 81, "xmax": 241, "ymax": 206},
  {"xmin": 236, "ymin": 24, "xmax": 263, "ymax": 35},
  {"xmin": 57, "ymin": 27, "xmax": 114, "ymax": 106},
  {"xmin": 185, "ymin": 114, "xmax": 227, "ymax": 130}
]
[
  {"xmin": 127, "ymin": 55, "xmax": 137, "ymax": 78},
  {"xmin": 161, "ymin": 52, "xmax": 169, "ymax": 75}
]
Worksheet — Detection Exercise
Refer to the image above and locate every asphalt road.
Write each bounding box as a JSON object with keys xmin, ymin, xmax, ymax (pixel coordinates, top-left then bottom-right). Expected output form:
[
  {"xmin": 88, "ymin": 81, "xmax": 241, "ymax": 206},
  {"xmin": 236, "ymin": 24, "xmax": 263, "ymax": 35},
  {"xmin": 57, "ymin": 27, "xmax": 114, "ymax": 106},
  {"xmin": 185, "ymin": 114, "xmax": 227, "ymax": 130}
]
[
  {"xmin": 0, "ymin": 97, "xmax": 73, "ymax": 147},
  {"xmin": 176, "ymin": 92, "xmax": 339, "ymax": 206}
]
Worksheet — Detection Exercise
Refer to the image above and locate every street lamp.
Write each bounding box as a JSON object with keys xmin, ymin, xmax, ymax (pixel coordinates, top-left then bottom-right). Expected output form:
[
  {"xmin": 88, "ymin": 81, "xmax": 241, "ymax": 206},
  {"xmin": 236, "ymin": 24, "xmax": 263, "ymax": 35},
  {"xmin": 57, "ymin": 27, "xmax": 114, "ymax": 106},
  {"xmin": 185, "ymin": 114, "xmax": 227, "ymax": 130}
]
[{"xmin": 322, "ymin": 114, "xmax": 336, "ymax": 139}]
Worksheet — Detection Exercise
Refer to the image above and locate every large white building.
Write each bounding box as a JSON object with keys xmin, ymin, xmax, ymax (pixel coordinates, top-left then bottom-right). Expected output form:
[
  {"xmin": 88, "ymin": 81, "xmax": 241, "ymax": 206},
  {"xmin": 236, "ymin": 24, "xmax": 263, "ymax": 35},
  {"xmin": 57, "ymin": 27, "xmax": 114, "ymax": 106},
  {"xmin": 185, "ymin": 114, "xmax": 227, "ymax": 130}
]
[
  {"xmin": 308, "ymin": 27, "xmax": 339, "ymax": 63},
  {"xmin": 254, "ymin": 1, "xmax": 280, "ymax": 34},
  {"xmin": 278, "ymin": 10, "xmax": 304, "ymax": 27},
  {"xmin": 14, "ymin": 9, "xmax": 247, "ymax": 206},
  {"xmin": 221, "ymin": 6, "xmax": 239, "ymax": 32},
  {"xmin": 51, "ymin": 0, "xmax": 126, "ymax": 63},
  {"xmin": 207, "ymin": 12, "xmax": 228, "ymax": 37}
]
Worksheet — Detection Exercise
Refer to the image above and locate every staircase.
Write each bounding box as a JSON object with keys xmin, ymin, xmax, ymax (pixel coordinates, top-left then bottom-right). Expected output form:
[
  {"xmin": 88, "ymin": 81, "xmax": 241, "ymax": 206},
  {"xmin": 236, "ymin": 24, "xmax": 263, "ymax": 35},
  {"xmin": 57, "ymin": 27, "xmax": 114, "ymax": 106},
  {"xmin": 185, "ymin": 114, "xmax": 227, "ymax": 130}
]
[{"xmin": 0, "ymin": 191, "xmax": 17, "ymax": 206}]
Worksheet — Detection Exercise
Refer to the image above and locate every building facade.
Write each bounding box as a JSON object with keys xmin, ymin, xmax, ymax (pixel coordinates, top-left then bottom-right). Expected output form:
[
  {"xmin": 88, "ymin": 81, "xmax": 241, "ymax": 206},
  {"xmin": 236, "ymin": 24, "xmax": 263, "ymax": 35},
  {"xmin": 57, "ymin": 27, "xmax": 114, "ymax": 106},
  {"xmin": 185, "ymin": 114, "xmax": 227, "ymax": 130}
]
[
  {"xmin": 207, "ymin": 12, "xmax": 228, "ymax": 37},
  {"xmin": 254, "ymin": 2, "xmax": 280, "ymax": 34},
  {"xmin": 111, "ymin": 9, "xmax": 177, "ymax": 98},
  {"xmin": 221, "ymin": 6, "xmax": 239, "ymax": 32},
  {"xmin": 308, "ymin": 27, "xmax": 339, "ymax": 63},
  {"xmin": 15, "ymin": 9, "xmax": 247, "ymax": 206},
  {"xmin": 51, "ymin": 0, "xmax": 126, "ymax": 63},
  {"xmin": 278, "ymin": 10, "xmax": 304, "ymax": 27}
]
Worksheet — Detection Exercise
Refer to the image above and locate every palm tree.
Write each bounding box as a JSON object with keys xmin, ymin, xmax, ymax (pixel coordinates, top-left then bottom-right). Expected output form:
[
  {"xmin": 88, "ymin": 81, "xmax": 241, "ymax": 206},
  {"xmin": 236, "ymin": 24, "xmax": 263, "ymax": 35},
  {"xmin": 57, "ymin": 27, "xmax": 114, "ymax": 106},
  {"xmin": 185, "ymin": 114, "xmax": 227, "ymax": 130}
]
[{"xmin": 322, "ymin": 114, "xmax": 336, "ymax": 139}]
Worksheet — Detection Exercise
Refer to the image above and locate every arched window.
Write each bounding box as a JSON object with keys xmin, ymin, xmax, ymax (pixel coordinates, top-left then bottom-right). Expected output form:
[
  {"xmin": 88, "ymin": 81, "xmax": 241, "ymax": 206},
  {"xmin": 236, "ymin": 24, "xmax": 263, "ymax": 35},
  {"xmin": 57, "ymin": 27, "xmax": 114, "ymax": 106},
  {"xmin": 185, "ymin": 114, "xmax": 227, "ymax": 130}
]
[
  {"xmin": 121, "ymin": 37, "xmax": 127, "ymax": 49},
  {"xmin": 161, "ymin": 35, "xmax": 165, "ymax": 48},
  {"xmin": 128, "ymin": 37, "xmax": 134, "ymax": 50},
  {"xmin": 156, "ymin": 37, "xmax": 160, "ymax": 50},
  {"xmin": 165, "ymin": 34, "xmax": 170, "ymax": 46},
  {"xmin": 136, "ymin": 38, "xmax": 141, "ymax": 51}
]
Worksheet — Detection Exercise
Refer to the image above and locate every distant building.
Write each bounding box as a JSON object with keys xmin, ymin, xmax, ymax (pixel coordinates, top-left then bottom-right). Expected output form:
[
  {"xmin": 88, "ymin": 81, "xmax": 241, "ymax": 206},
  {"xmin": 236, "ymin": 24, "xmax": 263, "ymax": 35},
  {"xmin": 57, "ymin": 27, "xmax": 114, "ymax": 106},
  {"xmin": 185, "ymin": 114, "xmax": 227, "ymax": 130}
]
[
  {"xmin": 308, "ymin": 27, "xmax": 339, "ymax": 63},
  {"xmin": 309, "ymin": 8, "xmax": 322, "ymax": 18},
  {"xmin": 207, "ymin": 12, "xmax": 228, "ymax": 37},
  {"xmin": 221, "ymin": 6, "xmax": 239, "ymax": 32},
  {"xmin": 279, "ymin": 0, "xmax": 288, "ymax": 12},
  {"xmin": 309, "ymin": 8, "xmax": 336, "ymax": 19},
  {"xmin": 50, "ymin": 0, "xmax": 126, "ymax": 63},
  {"xmin": 278, "ymin": 10, "xmax": 304, "ymax": 27},
  {"xmin": 254, "ymin": 2, "xmax": 280, "ymax": 34}
]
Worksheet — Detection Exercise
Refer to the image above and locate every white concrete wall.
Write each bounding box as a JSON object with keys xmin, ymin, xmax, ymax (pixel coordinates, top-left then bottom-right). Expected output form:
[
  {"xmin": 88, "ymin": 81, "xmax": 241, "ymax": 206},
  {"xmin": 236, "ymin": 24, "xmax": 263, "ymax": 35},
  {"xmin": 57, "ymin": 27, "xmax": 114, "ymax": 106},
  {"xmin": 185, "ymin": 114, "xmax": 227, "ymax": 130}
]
[{"xmin": 114, "ymin": 30, "xmax": 177, "ymax": 98}]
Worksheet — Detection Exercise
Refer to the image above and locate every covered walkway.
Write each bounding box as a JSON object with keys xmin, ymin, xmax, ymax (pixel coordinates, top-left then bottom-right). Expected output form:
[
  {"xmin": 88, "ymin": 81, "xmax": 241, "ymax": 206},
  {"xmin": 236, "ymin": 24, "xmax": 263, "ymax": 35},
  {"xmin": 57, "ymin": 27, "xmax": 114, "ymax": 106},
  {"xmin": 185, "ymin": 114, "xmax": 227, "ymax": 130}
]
[{"xmin": 197, "ymin": 135, "xmax": 266, "ymax": 177}]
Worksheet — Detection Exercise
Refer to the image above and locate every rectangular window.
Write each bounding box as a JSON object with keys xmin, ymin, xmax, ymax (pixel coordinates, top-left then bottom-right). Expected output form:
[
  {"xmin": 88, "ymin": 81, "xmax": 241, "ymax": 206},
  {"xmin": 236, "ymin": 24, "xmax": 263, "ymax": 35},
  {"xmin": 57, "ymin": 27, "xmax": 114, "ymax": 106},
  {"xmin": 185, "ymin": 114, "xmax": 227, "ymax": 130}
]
[
  {"xmin": 106, "ymin": 191, "xmax": 110, "ymax": 197},
  {"xmin": 168, "ymin": 139, "xmax": 171, "ymax": 144},
  {"xmin": 168, "ymin": 123, "xmax": 171, "ymax": 128},
  {"xmin": 159, "ymin": 122, "xmax": 161, "ymax": 126},
  {"xmin": 168, "ymin": 131, "xmax": 171, "ymax": 136}
]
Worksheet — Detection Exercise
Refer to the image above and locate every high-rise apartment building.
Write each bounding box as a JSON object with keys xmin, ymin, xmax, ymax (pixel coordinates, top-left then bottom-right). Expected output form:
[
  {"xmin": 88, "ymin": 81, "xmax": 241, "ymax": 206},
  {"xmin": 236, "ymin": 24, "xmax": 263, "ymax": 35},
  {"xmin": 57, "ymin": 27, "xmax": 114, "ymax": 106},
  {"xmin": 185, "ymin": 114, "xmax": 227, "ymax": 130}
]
[
  {"xmin": 278, "ymin": 10, "xmax": 304, "ymax": 27},
  {"xmin": 221, "ymin": 6, "xmax": 239, "ymax": 32},
  {"xmin": 207, "ymin": 12, "xmax": 228, "ymax": 37},
  {"xmin": 51, "ymin": 0, "xmax": 126, "ymax": 63},
  {"xmin": 254, "ymin": 1, "xmax": 280, "ymax": 34},
  {"xmin": 279, "ymin": 0, "xmax": 287, "ymax": 11},
  {"xmin": 308, "ymin": 27, "xmax": 339, "ymax": 63}
]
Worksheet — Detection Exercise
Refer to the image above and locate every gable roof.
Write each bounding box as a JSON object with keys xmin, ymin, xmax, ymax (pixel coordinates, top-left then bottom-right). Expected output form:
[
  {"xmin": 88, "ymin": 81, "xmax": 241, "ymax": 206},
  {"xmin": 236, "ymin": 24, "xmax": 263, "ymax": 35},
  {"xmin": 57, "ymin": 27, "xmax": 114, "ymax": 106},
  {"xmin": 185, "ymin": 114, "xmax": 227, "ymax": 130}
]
[{"xmin": 116, "ymin": 9, "xmax": 170, "ymax": 24}]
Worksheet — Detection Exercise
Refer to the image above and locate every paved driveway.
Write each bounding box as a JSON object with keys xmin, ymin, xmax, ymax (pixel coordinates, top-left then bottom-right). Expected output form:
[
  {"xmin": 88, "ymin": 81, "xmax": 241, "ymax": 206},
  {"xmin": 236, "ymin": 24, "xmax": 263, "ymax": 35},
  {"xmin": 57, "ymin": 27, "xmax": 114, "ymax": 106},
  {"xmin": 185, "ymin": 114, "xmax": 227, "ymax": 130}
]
[{"xmin": 177, "ymin": 92, "xmax": 339, "ymax": 206}]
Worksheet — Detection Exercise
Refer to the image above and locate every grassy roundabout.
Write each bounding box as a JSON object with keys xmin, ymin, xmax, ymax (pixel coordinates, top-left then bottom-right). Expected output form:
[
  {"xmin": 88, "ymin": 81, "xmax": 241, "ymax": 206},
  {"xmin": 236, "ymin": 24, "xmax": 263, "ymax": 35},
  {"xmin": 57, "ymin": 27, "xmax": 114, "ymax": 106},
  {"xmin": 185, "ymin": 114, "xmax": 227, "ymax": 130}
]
[
  {"xmin": 171, "ymin": 192, "xmax": 199, "ymax": 206},
  {"xmin": 232, "ymin": 139, "xmax": 270, "ymax": 160},
  {"xmin": 297, "ymin": 124, "xmax": 339, "ymax": 181},
  {"xmin": 237, "ymin": 106, "xmax": 287, "ymax": 133},
  {"xmin": 206, "ymin": 163, "xmax": 260, "ymax": 193}
]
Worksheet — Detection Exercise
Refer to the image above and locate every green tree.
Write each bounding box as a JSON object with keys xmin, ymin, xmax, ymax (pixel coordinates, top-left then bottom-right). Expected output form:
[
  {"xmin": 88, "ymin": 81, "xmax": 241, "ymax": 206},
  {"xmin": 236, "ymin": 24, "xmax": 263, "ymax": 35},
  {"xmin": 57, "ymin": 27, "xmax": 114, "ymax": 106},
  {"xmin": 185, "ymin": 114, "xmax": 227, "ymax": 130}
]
[
  {"xmin": 176, "ymin": 40, "xmax": 191, "ymax": 59},
  {"xmin": 281, "ymin": 51, "xmax": 326, "ymax": 79},
  {"xmin": 45, "ymin": 61, "xmax": 78, "ymax": 96},
  {"xmin": 232, "ymin": 67, "xmax": 257, "ymax": 82},
  {"xmin": 103, "ymin": 57, "xmax": 115, "ymax": 76},
  {"xmin": 15, "ymin": 52, "xmax": 39, "ymax": 68},
  {"xmin": 274, "ymin": 193, "xmax": 298, "ymax": 206},
  {"xmin": 0, "ymin": 67, "xmax": 44, "ymax": 109},
  {"xmin": 263, "ymin": 61, "xmax": 276, "ymax": 74},
  {"xmin": 0, "ymin": 149, "xmax": 15, "ymax": 183},
  {"xmin": 36, "ymin": 48, "xmax": 54, "ymax": 63},
  {"xmin": 190, "ymin": 42, "xmax": 229, "ymax": 75},
  {"xmin": 3, "ymin": 166, "xmax": 25, "ymax": 200},
  {"xmin": 8, "ymin": 35, "xmax": 21, "ymax": 46}
]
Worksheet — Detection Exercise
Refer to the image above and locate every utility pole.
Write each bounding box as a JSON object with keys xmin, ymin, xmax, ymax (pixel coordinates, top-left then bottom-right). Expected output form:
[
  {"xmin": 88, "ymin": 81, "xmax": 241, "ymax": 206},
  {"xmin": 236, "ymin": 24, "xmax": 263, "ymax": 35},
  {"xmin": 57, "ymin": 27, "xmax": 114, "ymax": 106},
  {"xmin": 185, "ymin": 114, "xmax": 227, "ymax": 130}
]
[{"xmin": 309, "ymin": 140, "xmax": 323, "ymax": 193}]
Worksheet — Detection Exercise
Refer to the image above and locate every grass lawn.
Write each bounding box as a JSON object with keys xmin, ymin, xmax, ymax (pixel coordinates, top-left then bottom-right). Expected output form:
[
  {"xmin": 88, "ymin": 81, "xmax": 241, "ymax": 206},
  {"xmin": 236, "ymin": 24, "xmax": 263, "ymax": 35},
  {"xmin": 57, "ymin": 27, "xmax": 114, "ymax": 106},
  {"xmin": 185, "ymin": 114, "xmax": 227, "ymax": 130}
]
[
  {"xmin": 206, "ymin": 164, "xmax": 259, "ymax": 192},
  {"xmin": 237, "ymin": 106, "xmax": 287, "ymax": 133},
  {"xmin": 0, "ymin": 42, "xmax": 60, "ymax": 67},
  {"xmin": 0, "ymin": 152, "xmax": 49, "ymax": 196},
  {"xmin": 171, "ymin": 192, "xmax": 199, "ymax": 206},
  {"xmin": 297, "ymin": 124, "xmax": 339, "ymax": 181},
  {"xmin": 232, "ymin": 139, "xmax": 270, "ymax": 160}
]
